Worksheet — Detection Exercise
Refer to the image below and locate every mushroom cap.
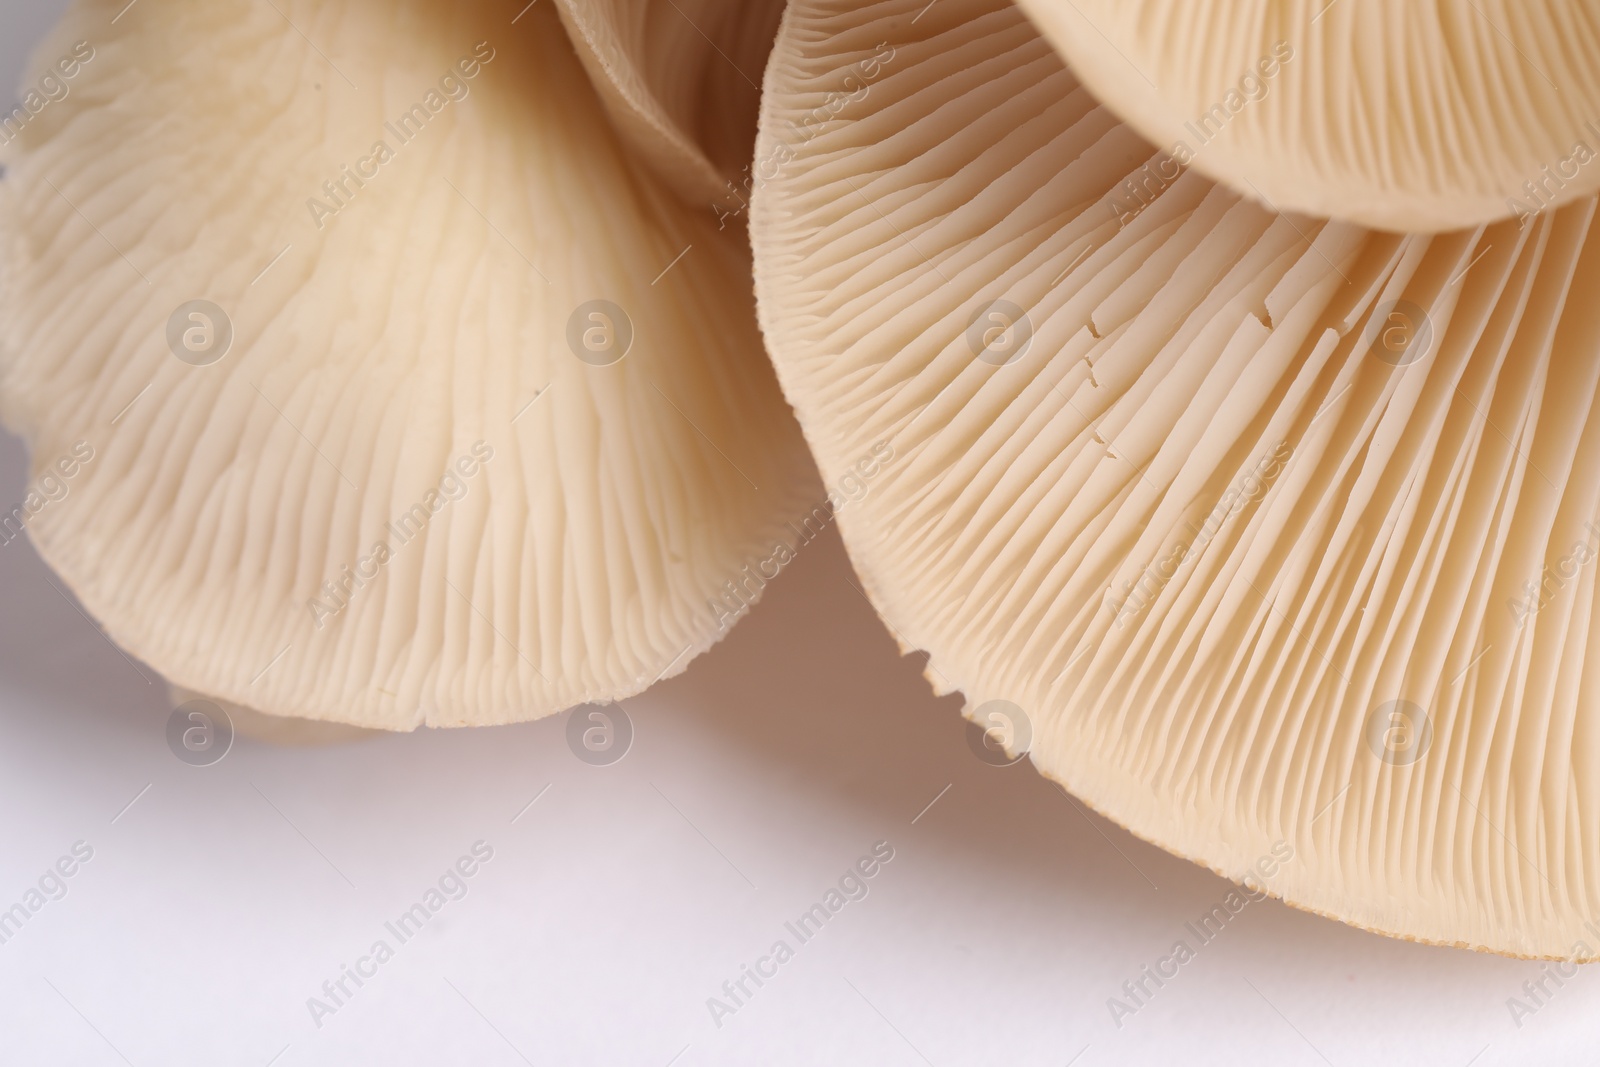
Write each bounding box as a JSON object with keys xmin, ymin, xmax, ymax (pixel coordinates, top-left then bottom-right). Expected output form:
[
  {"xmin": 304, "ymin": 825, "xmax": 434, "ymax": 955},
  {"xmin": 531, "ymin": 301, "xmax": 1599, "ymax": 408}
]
[
  {"xmin": 753, "ymin": 0, "xmax": 1600, "ymax": 958},
  {"xmin": 0, "ymin": 0, "xmax": 814, "ymax": 728},
  {"xmin": 1012, "ymin": 0, "xmax": 1600, "ymax": 232},
  {"xmin": 554, "ymin": 0, "xmax": 787, "ymax": 207}
]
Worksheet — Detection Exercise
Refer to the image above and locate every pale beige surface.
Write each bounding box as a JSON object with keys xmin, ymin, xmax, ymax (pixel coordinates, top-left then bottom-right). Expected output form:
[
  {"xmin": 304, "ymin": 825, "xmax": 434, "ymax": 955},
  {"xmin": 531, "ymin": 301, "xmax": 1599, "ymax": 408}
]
[
  {"xmin": 554, "ymin": 0, "xmax": 787, "ymax": 206},
  {"xmin": 754, "ymin": 0, "xmax": 1600, "ymax": 958},
  {"xmin": 1015, "ymin": 0, "xmax": 1600, "ymax": 232},
  {"xmin": 0, "ymin": 0, "xmax": 813, "ymax": 728}
]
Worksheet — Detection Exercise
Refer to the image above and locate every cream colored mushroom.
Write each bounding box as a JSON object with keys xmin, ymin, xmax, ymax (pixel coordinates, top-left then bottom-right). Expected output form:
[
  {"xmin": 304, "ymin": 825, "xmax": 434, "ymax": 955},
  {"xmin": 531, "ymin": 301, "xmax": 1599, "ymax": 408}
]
[
  {"xmin": 753, "ymin": 0, "xmax": 1600, "ymax": 958},
  {"xmin": 1011, "ymin": 0, "xmax": 1600, "ymax": 232},
  {"xmin": 0, "ymin": 0, "xmax": 813, "ymax": 728},
  {"xmin": 554, "ymin": 0, "xmax": 787, "ymax": 206}
]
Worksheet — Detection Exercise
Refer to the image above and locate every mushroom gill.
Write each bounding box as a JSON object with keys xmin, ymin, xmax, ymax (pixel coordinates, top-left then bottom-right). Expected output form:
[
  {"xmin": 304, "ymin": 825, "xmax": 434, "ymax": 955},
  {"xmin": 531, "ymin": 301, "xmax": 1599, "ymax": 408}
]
[
  {"xmin": 1013, "ymin": 0, "xmax": 1600, "ymax": 232},
  {"xmin": 752, "ymin": 0, "xmax": 1600, "ymax": 957},
  {"xmin": 0, "ymin": 0, "xmax": 813, "ymax": 728}
]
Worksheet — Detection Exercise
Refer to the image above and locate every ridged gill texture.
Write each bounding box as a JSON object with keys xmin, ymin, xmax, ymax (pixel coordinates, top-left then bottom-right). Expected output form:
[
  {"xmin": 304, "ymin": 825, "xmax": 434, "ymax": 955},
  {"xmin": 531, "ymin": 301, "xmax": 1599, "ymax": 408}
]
[
  {"xmin": 0, "ymin": 0, "xmax": 813, "ymax": 728},
  {"xmin": 1014, "ymin": 0, "xmax": 1600, "ymax": 232},
  {"xmin": 753, "ymin": 0, "xmax": 1600, "ymax": 957}
]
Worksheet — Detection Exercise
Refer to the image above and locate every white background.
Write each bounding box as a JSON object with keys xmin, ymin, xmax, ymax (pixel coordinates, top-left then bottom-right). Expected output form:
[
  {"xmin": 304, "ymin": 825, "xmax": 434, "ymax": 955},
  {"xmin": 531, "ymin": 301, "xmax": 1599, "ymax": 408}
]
[{"xmin": 2, "ymin": 2, "xmax": 1599, "ymax": 1064}]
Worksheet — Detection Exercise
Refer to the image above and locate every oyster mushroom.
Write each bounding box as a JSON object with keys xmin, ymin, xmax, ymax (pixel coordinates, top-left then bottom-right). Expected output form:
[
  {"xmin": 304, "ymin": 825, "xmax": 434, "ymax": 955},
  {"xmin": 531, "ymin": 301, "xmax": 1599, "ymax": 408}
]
[
  {"xmin": 1013, "ymin": 0, "xmax": 1600, "ymax": 232},
  {"xmin": 554, "ymin": 0, "xmax": 787, "ymax": 206},
  {"xmin": 0, "ymin": 0, "xmax": 813, "ymax": 728},
  {"xmin": 753, "ymin": 0, "xmax": 1600, "ymax": 957}
]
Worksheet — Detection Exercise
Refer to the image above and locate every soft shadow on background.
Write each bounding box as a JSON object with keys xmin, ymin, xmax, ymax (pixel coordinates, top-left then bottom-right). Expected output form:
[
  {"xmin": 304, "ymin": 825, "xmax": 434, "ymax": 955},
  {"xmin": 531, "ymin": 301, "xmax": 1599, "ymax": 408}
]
[
  {"xmin": 2, "ymin": 416, "xmax": 1595, "ymax": 1067},
  {"xmin": 3, "ymin": 3, "xmax": 1599, "ymax": 1064}
]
